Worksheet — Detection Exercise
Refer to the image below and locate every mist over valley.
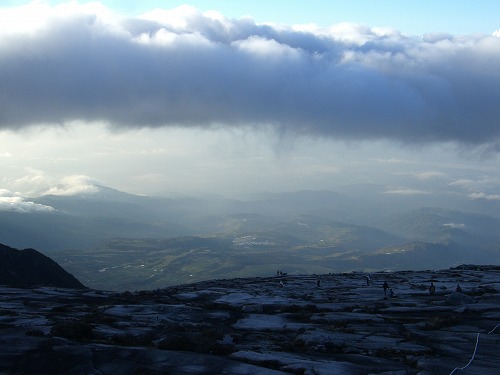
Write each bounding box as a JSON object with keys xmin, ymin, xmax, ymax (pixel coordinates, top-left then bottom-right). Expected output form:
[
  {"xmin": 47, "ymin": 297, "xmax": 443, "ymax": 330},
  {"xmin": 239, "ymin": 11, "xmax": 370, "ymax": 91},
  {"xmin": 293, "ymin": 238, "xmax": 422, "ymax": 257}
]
[{"xmin": 1, "ymin": 185, "xmax": 498, "ymax": 291}]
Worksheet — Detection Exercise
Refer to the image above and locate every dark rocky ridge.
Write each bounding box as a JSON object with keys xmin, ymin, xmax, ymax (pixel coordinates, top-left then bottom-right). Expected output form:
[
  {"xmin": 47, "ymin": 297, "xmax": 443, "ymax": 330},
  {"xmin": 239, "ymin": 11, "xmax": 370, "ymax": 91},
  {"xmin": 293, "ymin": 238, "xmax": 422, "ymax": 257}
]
[
  {"xmin": 0, "ymin": 265, "xmax": 499, "ymax": 374},
  {"xmin": 0, "ymin": 243, "xmax": 85, "ymax": 289}
]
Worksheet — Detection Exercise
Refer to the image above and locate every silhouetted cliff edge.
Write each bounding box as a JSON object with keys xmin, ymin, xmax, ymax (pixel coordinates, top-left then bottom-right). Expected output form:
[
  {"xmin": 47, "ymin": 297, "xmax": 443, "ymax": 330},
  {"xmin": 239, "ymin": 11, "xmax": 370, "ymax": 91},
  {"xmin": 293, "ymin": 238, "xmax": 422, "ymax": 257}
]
[{"xmin": 0, "ymin": 243, "xmax": 85, "ymax": 289}]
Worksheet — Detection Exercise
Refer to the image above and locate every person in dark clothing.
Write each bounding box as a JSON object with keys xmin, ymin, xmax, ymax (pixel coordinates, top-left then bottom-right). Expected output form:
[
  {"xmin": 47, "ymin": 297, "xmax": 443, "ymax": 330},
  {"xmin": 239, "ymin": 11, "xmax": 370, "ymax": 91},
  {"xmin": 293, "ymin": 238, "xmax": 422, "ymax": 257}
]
[
  {"xmin": 383, "ymin": 281, "xmax": 389, "ymax": 296},
  {"xmin": 429, "ymin": 282, "xmax": 436, "ymax": 295}
]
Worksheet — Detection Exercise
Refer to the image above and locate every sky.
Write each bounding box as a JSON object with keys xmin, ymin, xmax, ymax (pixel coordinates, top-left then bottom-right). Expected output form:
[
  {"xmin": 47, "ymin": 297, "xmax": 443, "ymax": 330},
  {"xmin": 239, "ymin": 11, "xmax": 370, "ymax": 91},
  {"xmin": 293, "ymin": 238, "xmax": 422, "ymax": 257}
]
[{"xmin": 1, "ymin": 1, "xmax": 500, "ymax": 212}]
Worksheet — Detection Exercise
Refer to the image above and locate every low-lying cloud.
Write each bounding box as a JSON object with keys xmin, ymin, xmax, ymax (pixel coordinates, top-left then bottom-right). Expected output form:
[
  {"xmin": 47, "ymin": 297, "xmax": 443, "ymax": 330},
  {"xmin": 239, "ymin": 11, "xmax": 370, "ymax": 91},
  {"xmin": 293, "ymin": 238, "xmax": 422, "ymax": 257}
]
[
  {"xmin": 43, "ymin": 175, "xmax": 101, "ymax": 196},
  {"xmin": 384, "ymin": 188, "xmax": 431, "ymax": 196},
  {"xmin": 443, "ymin": 223, "xmax": 465, "ymax": 229},
  {"xmin": 0, "ymin": 190, "xmax": 55, "ymax": 213},
  {"xmin": 1, "ymin": 3, "xmax": 500, "ymax": 146},
  {"xmin": 469, "ymin": 192, "xmax": 500, "ymax": 201}
]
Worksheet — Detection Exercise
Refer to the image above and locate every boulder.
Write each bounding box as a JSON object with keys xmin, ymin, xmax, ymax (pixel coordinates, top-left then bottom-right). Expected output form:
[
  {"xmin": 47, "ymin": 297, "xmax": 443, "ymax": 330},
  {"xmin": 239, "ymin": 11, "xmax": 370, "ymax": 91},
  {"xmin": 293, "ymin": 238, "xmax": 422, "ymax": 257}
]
[{"xmin": 445, "ymin": 292, "xmax": 474, "ymax": 306}]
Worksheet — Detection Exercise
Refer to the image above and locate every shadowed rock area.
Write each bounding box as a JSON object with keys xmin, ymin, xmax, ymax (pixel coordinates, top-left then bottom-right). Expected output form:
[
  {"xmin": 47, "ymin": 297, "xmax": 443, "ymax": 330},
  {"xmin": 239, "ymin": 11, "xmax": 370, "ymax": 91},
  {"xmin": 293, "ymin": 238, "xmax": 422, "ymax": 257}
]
[
  {"xmin": 0, "ymin": 265, "xmax": 499, "ymax": 374},
  {"xmin": 0, "ymin": 243, "xmax": 85, "ymax": 289}
]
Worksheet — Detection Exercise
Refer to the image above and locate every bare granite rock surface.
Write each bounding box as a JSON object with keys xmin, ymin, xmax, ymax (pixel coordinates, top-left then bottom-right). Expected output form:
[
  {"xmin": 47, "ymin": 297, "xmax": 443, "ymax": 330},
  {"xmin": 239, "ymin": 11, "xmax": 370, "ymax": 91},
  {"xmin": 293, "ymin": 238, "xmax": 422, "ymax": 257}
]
[{"xmin": 1, "ymin": 265, "xmax": 499, "ymax": 374}]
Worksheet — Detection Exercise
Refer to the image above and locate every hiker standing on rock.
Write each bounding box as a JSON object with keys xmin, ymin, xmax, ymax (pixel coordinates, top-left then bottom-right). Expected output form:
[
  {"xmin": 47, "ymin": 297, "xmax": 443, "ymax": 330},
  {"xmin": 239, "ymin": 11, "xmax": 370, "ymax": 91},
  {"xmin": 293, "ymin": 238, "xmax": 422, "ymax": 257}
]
[
  {"xmin": 429, "ymin": 282, "xmax": 436, "ymax": 295},
  {"xmin": 383, "ymin": 281, "xmax": 389, "ymax": 295}
]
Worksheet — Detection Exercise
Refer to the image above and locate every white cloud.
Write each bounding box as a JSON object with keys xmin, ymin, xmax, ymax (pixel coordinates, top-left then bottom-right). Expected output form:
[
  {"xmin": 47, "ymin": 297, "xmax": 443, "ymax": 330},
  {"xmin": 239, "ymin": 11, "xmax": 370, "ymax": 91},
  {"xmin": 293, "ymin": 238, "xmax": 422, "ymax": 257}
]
[
  {"xmin": 43, "ymin": 175, "xmax": 100, "ymax": 196},
  {"xmin": 371, "ymin": 158, "xmax": 409, "ymax": 164},
  {"xmin": 233, "ymin": 36, "xmax": 302, "ymax": 59},
  {"xmin": 393, "ymin": 170, "xmax": 448, "ymax": 180},
  {"xmin": 412, "ymin": 172, "xmax": 446, "ymax": 180},
  {"xmin": 3, "ymin": 168, "xmax": 53, "ymax": 197},
  {"xmin": 385, "ymin": 188, "xmax": 430, "ymax": 195},
  {"xmin": 0, "ymin": 190, "xmax": 55, "ymax": 213},
  {"xmin": 443, "ymin": 223, "xmax": 465, "ymax": 229},
  {"xmin": 0, "ymin": 2, "xmax": 51, "ymax": 35},
  {"xmin": 449, "ymin": 178, "xmax": 475, "ymax": 187},
  {"xmin": 469, "ymin": 192, "xmax": 500, "ymax": 201},
  {"xmin": 0, "ymin": 1, "xmax": 117, "ymax": 36},
  {"xmin": 328, "ymin": 22, "xmax": 378, "ymax": 44},
  {"xmin": 449, "ymin": 176, "xmax": 500, "ymax": 193},
  {"xmin": 140, "ymin": 5, "xmax": 199, "ymax": 30},
  {"xmin": 3, "ymin": 168, "xmax": 100, "ymax": 197}
]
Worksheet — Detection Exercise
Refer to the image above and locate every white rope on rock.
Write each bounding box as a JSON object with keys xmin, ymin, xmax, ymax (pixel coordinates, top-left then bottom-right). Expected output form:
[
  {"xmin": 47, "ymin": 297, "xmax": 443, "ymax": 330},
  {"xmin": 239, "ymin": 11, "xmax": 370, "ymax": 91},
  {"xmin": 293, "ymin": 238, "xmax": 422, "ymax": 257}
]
[
  {"xmin": 488, "ymin": 323, "xmax": 500, "ymax": 335},
  {"xmin": 449, "ymin": 323, "xmax": 500, "ymax": 375}
]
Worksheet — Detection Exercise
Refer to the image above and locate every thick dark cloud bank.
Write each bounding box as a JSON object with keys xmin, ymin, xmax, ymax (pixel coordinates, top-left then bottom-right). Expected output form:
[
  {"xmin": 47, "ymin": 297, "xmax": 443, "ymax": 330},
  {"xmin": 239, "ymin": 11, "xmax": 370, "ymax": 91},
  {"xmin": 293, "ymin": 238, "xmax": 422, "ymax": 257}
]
[{"xmin": 1, "ymin": 5, "xmax": 499, "ymax": 146}]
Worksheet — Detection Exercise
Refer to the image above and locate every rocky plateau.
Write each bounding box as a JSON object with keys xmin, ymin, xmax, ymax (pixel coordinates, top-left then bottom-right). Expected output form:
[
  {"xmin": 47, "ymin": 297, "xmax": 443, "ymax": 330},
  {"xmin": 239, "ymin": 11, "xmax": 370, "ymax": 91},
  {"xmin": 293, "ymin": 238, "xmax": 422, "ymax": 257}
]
[{"xmin": 1, "ymin": 265, "xmax": 499, "ymax": 374}]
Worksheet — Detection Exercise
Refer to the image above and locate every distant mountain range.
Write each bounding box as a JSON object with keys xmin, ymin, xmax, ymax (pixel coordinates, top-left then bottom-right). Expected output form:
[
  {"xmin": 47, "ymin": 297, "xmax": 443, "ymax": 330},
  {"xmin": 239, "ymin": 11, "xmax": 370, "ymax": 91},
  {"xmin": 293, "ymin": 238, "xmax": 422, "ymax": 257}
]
[
  {"xmin": 1, "ymin": 185, "xmax": 499, "ymax": 290},
  {"xmin": 0, "ymin": 243, "xmax": 85, "ymax": 289}
]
